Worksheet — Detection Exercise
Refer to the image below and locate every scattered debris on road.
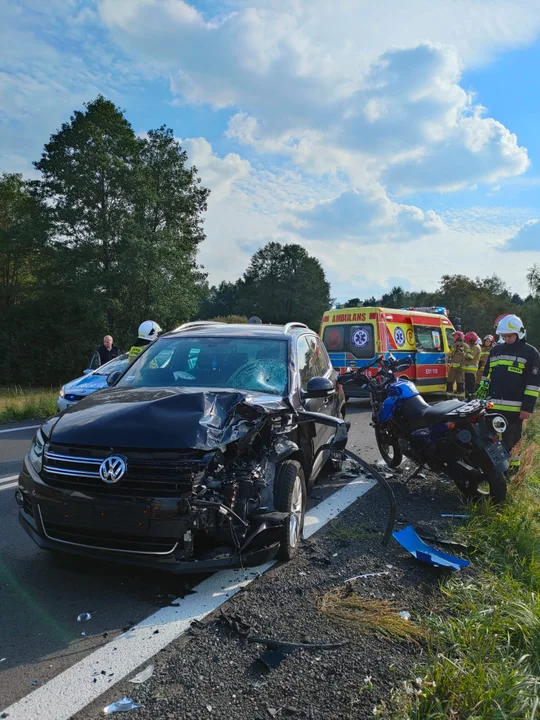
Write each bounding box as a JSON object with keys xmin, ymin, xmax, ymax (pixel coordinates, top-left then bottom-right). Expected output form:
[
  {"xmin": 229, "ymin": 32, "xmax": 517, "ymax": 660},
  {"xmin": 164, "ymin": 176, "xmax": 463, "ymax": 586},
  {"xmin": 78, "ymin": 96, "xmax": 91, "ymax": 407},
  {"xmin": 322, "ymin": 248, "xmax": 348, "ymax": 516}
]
[
  {"xmin": 103, "ymin": 697, "xmax": 142, "ymax": 714},
  {"xmin": 77, "ymin": 612, "xmax": 93, "ymax": 622},
  {"xmin": 392, "ymin": 525, "xmax": 470, "ymax": 570},
  {"xmin": 129, "ymin": 665, "xmax": 154, "ymax": 685},
  {"xmin": 344, "ymin": 571, "xmax": 390, "ymax": 583}
]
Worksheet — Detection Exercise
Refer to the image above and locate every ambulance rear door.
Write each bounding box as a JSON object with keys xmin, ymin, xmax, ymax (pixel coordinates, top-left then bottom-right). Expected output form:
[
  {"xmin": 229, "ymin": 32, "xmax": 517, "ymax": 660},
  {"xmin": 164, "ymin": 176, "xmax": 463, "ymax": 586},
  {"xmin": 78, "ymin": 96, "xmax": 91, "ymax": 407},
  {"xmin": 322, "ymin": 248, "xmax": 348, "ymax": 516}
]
[{"xmin": 410, "ymin": 314, "xmax": 447, "ymax": 393}]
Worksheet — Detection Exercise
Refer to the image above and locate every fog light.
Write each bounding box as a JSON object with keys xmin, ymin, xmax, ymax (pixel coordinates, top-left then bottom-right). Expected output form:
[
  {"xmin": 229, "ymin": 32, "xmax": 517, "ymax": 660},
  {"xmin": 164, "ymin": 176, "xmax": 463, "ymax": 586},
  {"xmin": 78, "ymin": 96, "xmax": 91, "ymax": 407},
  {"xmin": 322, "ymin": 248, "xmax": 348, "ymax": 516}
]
[{"xmin": 15, "ymin": 490, "xmax": 24, "ymax": 507}]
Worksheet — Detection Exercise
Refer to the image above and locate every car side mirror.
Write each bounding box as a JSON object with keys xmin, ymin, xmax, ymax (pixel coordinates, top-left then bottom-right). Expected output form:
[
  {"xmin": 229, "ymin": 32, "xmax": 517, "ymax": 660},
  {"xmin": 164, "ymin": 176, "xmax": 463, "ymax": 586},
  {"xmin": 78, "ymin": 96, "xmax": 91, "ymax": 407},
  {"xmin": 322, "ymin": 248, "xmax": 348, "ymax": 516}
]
[
  {"xmin": 83, "ymin": 369, "xmax": 93, "ymax": 375},
  {"xmin": 107, "ymin": 370, "xmax": 123, "ymax": 386},
  {"xmin": 303, "ymin": 376, "xmax": 335, "ymax": 399}
]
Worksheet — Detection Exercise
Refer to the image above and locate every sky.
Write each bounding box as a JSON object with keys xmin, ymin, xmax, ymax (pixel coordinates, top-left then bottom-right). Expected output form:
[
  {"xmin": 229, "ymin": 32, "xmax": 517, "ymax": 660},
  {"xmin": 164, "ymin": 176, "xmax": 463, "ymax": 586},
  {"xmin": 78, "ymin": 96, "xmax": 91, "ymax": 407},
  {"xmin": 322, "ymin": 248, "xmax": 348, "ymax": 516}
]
[{"xmin": 2, "ymin": 0, "xmax": 540, "ymax": 303}]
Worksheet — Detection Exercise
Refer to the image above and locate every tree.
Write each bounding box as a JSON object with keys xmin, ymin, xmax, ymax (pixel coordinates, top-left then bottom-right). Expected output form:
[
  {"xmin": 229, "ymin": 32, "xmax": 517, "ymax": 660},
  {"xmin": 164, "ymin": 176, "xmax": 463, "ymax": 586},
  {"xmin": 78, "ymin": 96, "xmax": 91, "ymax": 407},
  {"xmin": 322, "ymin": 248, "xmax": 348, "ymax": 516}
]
[
  {"xmin": 342, "ymin": 297, "xmax": 363, "ymax": 308},
  {"xmin": 26, "ymin": 97, "xmax": 209, "ymax": 383},
  {"xmin": 120, "ymin": 126, "xmax": 209, "ymax": 333},
  {"xmin": 198, "ymin": 281, "xmax": 239, "ymax": 319},
  {"xmin": 235, "ymin": 242, "xmax": 331, "ymax": 329},
  {"xmin": 0, "ymin": 174, "xmax": 50, "ymax": 384}
]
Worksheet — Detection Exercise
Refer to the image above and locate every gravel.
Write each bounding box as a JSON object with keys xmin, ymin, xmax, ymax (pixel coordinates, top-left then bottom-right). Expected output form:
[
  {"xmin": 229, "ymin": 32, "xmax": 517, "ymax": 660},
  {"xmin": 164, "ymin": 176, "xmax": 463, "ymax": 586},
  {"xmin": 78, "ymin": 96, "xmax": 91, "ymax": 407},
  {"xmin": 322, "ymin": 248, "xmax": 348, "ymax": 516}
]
[{"xmin": 77, "ymin": 467, "xmax": 468, "ymax": 720}]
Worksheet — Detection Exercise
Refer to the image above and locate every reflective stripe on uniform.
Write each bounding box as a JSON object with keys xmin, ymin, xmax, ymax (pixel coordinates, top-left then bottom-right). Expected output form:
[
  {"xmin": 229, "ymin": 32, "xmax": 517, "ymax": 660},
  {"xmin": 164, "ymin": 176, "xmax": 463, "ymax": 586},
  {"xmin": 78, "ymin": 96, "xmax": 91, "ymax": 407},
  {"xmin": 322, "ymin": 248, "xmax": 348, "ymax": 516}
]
[
  {"xmin": 490, "ymin": 359, "xmax": 526, "ymax": 369},
  {"xmin": 490, "ymin": 398, "xmax": 522, "ymax": 412},
  {"xmin": 462, "ymin": 366, "xmax": 477, "ymax": 372},
  {"xmin": 525, "ymin": 385, "xmax": 540, "ymax": 398}
]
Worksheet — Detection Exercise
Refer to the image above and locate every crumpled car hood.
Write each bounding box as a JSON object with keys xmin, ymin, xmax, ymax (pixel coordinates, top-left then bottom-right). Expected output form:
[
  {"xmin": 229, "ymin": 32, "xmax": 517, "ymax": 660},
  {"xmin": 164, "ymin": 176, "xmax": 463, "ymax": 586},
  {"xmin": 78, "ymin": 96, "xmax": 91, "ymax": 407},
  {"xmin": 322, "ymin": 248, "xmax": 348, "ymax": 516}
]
[{"xmin": 50, "ymin": 387, "xmax": 289, "ymax": 450}]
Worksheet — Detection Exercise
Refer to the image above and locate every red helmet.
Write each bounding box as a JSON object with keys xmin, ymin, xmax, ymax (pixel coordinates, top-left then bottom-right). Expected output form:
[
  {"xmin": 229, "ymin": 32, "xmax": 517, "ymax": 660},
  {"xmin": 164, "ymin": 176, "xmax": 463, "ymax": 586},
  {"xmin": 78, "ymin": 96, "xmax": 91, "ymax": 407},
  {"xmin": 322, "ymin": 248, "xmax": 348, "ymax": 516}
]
[
  {"xmin": 484, "ymin": 335, "xmax": 494, "ymax": 344},
  {"xmin": 464, "ymin": 331, "xmax": 479, "ymax": 343},
  {"xmin": 453, "ymin": 331, "xmax": 465, "ymax": 341}
]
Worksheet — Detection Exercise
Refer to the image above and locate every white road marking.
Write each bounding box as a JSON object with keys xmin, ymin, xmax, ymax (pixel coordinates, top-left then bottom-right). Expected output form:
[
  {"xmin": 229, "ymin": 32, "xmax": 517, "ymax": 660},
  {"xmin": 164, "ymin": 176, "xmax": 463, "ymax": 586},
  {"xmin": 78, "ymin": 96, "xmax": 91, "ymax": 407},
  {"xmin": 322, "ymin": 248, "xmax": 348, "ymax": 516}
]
[
  {"xmin": 1, "ymin": 475, "xmax": 375, "ymax": 720},
  {"xmin": 0, "ymin": 424, "xmax": 40, "ymax": 435},
  {"xmin": 0, "ymin": 482, "xmax": 17, "ymax": 492},
  {"xmin": 0, "ymin": 475, "xmax": 19, "ymax": 484}
]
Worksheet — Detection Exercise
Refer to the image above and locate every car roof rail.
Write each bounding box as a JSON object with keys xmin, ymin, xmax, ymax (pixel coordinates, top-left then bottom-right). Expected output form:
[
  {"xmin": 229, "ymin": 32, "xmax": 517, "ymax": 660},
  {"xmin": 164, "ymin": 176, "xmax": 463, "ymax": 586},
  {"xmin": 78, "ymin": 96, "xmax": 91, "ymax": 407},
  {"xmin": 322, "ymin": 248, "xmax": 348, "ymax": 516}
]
[
  {"xmin": 283, "ymin": 322, "xmax": 309, "ymax": 334},
  {"xmin": 173, "ymin": 321, "xmax": 226, "ymax": 332}
]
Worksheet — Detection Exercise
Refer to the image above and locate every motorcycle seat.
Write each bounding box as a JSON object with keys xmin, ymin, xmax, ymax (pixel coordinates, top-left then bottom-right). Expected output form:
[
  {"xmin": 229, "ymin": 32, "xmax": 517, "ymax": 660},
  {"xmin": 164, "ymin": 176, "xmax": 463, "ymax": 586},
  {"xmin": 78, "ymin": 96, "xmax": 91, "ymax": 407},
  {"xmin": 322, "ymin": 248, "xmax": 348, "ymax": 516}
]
[{"xmin": 401, "ymin": 396, "xmax": 465, "ymax": 429}]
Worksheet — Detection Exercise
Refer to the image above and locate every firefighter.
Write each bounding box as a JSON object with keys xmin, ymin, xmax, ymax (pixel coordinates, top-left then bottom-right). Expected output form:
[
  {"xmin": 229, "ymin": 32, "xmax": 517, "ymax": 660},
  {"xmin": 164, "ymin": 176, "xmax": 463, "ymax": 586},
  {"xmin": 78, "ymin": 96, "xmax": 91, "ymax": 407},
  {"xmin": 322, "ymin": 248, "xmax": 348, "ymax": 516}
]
[
  {"xmin": 476, "ymin": 335, "xmax": 494, "ymax": 388},
  {"xmin": 128, "ymin": 320, "xmax": 163, "ymax": 360},
  {"xmin": 446, "ymin": 331, "xmax": 466, "ymax": 399},
  {"xmin": 462, "ymin": 331, "xmax": 481, "ymax": 400},
  {"xmin": 478, "ymin": 315, "xmax": 540, "ymax": 469}
]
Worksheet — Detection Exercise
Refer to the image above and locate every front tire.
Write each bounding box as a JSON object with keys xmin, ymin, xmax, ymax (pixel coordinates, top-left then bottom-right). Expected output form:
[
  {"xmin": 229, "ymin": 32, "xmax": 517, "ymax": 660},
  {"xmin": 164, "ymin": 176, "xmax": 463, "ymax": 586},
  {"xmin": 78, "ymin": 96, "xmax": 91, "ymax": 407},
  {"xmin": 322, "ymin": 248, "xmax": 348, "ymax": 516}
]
[
  {"xmin": 375, "ymin": 426, "xmax": 403, "ymax": 468},
  {"xmin": 274, "ymin": 460, "xmax": 306, "ymax": 560}
]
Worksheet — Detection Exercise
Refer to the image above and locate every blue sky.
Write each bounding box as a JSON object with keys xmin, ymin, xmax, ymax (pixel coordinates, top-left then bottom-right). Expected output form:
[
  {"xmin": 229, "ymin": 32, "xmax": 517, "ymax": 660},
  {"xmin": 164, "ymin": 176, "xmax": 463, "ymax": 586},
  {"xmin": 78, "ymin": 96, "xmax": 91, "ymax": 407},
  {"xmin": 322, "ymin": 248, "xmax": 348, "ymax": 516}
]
[{"xmin": 2, "ymin": 0, "xmax": 540, "ymax": 302}]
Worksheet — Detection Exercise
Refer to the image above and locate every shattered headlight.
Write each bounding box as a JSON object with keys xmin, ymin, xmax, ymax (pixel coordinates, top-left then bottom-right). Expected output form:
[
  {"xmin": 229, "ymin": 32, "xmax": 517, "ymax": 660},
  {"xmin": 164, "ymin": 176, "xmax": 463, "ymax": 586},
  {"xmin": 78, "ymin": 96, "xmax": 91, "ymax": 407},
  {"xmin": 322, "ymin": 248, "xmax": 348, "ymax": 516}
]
[{"xmin": 29, "ymin": 428, "xmax": 46, "ymax": 473}]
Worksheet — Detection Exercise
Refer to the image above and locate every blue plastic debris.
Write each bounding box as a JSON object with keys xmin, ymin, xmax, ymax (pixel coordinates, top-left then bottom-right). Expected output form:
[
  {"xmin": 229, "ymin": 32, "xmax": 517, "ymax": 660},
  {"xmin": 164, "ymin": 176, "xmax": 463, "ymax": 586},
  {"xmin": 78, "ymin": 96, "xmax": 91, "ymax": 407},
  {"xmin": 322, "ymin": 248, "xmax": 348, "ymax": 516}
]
[{"xmin": 392, "ymin": 526, "xmax": 469, "ymax": 571}]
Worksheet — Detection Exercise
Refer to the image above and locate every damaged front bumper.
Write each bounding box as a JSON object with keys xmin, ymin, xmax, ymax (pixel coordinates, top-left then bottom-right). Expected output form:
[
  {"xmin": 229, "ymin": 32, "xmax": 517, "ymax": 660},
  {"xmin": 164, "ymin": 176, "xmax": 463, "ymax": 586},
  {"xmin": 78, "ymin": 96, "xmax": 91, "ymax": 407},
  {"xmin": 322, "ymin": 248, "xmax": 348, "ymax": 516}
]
[{"xmin": 17, "ymin": 459, "xmax": 282, "ymax": 574}]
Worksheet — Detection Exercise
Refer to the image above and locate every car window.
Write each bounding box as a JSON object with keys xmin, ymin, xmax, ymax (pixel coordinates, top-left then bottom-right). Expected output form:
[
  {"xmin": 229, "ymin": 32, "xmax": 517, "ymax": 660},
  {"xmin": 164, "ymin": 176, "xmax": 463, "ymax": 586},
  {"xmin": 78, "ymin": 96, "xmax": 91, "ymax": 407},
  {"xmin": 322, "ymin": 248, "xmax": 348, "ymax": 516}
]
[
  {"xmin": 313, "ymin": 337, "xmax": 331, "ymax": 376},
  {"xmin": 322, "ymin": 323, "xmax": 375, "ymax": 359},
  {"xmin": 297, "ymin": 335, "xmax": 321, "ymax": 391},
  {"xmin": 414, "ymin": 326, "xmax": 442, "ymax": 353},
  {"xmin": 118, "ymin": 336, "xmax": 289, "ymax": 396},
  {"xmin": 444, "ymin": 327, "xmax": 455, "ymax": 349},
  {"xmin": 95, "ymin": 356, "xmax": 130, "ymax": 376}
]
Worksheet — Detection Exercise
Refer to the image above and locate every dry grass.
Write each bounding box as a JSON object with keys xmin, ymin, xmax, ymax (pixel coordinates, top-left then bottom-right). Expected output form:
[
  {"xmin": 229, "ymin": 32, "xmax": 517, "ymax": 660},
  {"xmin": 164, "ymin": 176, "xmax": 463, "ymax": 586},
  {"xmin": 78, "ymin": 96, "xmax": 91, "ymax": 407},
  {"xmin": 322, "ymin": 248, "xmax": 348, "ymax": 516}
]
[
  {"xmin": 0, "ymin": 386, "xmax": 58, "ymax": 422},
  {"xmin": 319, "ymin": 587, "xmax": 428, "ymax": 643}
]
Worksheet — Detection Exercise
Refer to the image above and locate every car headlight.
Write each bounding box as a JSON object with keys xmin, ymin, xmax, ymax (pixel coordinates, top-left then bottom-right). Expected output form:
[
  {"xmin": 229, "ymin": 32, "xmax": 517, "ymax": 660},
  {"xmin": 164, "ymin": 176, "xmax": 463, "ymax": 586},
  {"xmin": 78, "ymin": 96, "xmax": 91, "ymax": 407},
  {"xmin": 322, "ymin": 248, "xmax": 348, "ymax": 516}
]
[
  {"xmin": 29, "ymin": 428, "xmax": 47, "ymax": 473},
  {"xmin": 59, "ymin": 387, "xmax": 65, "ymax": 398},
  {"xmin": 491, "ymin": 415, "xmax": 508, "ymax": 435}
]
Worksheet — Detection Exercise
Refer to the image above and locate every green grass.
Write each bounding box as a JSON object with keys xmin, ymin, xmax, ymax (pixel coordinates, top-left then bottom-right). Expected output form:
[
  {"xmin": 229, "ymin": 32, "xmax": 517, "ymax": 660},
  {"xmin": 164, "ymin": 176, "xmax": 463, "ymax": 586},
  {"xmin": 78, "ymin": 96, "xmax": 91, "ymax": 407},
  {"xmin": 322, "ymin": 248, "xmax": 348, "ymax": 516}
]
[
  {"xmin": 400, "ymin": 416, "xmax": 540, "ymax": 719},
  {"xmin": 0, "ymin": 386, "xmax": 58, "ymax": 423}
]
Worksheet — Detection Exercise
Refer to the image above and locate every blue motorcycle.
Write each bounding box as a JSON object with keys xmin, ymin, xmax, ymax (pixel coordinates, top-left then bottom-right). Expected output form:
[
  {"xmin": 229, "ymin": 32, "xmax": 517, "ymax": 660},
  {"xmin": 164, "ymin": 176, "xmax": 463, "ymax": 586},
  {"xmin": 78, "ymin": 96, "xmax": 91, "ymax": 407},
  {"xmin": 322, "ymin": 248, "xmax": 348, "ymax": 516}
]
[{"xmin": 339, "ymin": 355, "xmax": 509, "ymax": 503}]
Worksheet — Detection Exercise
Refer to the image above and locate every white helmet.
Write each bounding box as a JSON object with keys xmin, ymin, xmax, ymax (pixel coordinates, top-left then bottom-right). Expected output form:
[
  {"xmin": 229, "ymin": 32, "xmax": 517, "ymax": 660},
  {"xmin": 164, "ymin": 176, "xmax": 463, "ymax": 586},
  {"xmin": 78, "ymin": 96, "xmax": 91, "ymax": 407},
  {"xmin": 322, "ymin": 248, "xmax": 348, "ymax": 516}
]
[
  {"xmin": 138, "ymin": 320, "xmax": 162, "ymax": 341},
  {"xmin": 495, "ymin": 314, "xmax": 526, "ymax": 339}
]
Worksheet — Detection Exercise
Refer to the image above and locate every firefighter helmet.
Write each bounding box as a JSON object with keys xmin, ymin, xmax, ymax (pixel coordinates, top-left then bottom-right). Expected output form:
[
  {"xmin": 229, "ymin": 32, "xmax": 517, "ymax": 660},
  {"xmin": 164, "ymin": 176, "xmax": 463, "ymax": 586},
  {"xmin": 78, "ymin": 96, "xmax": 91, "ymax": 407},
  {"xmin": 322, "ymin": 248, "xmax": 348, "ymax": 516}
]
[
  {"xmin": 464, "ymin": 331, "xmax": 479, "ymax": 344},
  {"xmin": 138, "ymin": 320, "xmax": 162, "ymax": 341},
  {"xmin": 453, "ymin": 331, "xmax": 465, "ymax": 341},
  {"xmin": 495, "ymin": 314, "xmax": 526, "ymax": 340}
]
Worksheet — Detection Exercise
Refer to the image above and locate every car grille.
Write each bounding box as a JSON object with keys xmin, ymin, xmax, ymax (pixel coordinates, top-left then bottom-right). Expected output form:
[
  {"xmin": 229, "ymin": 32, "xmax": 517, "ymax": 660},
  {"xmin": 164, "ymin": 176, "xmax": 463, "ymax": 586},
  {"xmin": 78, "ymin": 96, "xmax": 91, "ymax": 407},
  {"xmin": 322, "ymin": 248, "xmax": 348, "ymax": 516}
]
[
  {"xmin": 42, "ymin": 444, "xmax": 211, "ymax": 497},
  {"xmin": 39, "ymin": 511, "xmax": 178, "ymax": 554}
]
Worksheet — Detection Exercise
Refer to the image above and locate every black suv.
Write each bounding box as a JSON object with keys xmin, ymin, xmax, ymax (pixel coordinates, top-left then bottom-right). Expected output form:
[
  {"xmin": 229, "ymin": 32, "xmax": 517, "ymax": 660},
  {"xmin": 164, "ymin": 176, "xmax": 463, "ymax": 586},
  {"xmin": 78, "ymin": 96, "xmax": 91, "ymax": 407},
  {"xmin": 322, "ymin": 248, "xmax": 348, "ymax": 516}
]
[{"xmin": 18, "ymin": 322, "xmax": 346, "ymax": 572}]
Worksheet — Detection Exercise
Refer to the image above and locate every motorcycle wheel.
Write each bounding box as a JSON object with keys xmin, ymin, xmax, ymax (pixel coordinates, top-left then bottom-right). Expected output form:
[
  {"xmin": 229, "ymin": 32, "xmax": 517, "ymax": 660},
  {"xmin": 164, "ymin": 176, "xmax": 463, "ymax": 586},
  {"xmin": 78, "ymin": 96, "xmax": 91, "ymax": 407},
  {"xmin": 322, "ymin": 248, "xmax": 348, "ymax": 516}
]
[
  {"xmin": 375, "ymin": 426, "xmax": 403, "ymax": 468},
  {"xmin": 451, "ymin": 465, "xmax": 507, "ymax": 504}
]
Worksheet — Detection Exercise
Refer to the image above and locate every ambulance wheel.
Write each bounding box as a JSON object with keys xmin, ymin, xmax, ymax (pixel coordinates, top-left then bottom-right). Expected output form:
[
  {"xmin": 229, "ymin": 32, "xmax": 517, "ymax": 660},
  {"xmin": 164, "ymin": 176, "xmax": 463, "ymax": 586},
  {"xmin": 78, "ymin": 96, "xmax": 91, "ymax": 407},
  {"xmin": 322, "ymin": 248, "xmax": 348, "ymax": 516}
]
[{"xmin": 375, "ymin": 426, "xmax": 402, "ymax": 468}]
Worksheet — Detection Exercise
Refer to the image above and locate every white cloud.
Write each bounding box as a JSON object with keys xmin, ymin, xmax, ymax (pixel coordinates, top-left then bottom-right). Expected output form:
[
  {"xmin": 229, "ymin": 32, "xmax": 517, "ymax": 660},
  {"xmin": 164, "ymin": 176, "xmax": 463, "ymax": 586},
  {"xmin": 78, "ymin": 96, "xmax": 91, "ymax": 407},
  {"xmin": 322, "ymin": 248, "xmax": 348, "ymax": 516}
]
[
  {"xmin": 289, "ymin": 188, "xmax": 445, "ymax": 242},
  {"xmin": 181, "ymin": 137, "xmax": 251, "ymax": 200}
]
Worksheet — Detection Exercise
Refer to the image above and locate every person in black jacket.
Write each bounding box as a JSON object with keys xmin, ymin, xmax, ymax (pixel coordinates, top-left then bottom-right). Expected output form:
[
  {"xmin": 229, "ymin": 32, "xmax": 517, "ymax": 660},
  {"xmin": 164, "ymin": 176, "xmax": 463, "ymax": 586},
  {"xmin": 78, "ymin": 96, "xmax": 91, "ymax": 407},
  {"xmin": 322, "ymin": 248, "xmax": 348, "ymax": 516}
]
[
  {"xmin": 95, "ymin": 335, "xmax": 122, "ymax": 366},
  {"xmin": 479, "ymin": 315, "xmax": 540, "ymax": 468}
]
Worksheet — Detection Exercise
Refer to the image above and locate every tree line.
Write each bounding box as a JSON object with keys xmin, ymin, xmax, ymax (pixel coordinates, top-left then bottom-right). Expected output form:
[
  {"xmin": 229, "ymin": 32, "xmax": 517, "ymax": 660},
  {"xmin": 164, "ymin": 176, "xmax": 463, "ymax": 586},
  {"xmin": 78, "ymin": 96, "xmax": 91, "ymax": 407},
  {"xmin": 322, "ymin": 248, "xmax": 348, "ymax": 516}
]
[
  {"xmin": 1, "ymin": 95, "xmax": 539, "ymax": 387},
  {"xmin": 340, "ymin": 271, "xmax": 540, "ymax": 344}
]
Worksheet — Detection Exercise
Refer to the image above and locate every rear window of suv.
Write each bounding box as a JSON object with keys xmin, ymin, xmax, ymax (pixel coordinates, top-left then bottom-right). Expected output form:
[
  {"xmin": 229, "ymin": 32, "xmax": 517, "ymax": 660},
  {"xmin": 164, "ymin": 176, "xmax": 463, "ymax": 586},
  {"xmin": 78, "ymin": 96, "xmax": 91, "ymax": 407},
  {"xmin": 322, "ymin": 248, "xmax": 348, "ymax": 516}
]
[{"xmin": 118, "ymin": 336, "xmax": 289, "ymax": 395}]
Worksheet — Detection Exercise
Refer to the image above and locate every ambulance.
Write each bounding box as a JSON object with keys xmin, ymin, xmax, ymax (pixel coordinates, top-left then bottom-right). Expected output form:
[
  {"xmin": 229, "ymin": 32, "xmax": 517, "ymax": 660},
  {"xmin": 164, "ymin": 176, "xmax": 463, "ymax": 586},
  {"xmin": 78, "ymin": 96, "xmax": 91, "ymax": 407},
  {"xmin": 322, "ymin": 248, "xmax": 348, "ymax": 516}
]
[{"xmin": 320, "ymin": 306, "xmax": 456, "ymax": 397}]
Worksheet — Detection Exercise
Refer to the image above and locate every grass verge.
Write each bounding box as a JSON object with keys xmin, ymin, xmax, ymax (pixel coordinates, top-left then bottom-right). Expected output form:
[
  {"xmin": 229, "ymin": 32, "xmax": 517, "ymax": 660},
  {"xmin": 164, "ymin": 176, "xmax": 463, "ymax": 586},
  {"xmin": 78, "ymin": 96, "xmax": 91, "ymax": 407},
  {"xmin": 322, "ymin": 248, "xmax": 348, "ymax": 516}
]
[
  {"xmin": 401, "ymin": 415, "xmax": 540, "ymax": 719},
  {"xmin": 0, "ymin": 387, "xmax": 58, "ymax": 423}
]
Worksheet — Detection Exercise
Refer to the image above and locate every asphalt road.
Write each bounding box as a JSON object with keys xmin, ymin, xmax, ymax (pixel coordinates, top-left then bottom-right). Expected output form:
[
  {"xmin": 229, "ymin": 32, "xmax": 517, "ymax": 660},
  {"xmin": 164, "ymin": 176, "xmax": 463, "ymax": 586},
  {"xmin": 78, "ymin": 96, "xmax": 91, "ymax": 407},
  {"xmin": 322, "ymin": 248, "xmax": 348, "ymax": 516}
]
[{"xmin": 0, "ymin": 402, "xmax": 376, "ymax": 710}]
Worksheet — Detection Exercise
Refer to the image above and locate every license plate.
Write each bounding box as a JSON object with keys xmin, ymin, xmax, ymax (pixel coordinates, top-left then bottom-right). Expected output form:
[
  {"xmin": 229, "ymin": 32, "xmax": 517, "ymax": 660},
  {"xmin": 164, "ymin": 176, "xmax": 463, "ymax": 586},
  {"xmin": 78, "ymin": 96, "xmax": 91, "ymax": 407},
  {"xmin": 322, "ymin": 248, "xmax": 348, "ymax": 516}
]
[{"xmin": 485, "ymin": 441, "xmax": 510, "ymax": 465}]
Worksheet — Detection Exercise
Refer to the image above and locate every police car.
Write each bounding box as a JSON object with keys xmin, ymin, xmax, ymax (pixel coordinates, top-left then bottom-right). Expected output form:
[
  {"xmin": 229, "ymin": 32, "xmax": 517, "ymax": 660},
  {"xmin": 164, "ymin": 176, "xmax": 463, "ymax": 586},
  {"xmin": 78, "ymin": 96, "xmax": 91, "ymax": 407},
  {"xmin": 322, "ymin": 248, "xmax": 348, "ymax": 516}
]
[{"xmin": 57, "ymin": 354, "xmax": 130, "ymax": 411}]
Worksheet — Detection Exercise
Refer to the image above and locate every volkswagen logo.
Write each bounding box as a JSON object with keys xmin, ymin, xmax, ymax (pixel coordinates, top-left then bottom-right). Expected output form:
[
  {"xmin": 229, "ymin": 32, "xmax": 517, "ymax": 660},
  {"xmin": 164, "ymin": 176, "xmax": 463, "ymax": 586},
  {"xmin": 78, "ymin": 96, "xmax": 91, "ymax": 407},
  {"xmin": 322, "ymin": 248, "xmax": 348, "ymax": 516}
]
[{"xmin": 99, "ymin": 455, "xmax": 127, "ymax": 484}]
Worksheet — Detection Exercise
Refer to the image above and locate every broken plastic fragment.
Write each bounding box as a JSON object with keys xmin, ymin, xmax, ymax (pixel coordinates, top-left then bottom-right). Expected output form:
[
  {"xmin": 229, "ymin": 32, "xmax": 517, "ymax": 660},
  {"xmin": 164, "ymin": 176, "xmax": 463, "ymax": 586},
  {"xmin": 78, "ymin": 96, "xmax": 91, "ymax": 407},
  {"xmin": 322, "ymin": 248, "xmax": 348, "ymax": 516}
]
[
  {"xmin": 77, "ymin": 612, "xmax": 93, "ymax": 622},
  {"xmin": 129, "ymin": 665, "xmax": 154, "ymax": 684},
  {"xmin": 344, "ymin": 571, "xmax": 390, "ymax": 583},
  {"xmin": 392, "ymin": 526, "xmax": 469, "ymax": 571},
  {"xmin": 399, "ymin": 611, "xmax": 411, "ymax": 621},
  {"xmin": 440, "ymin": 514, "xmax": 470, "ymax": 519},
  {"xmin": 206, "ymin": 705, "xmax": 213, "ymax": 712},
  {"xmin": 30, "ymin": 681, "xmax": 38, "ymax": 686},
  {"xmin": 103, "ymin": 698, "xmax": 142, "ymax": 714}
]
